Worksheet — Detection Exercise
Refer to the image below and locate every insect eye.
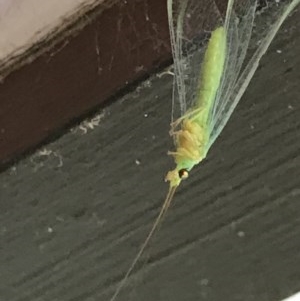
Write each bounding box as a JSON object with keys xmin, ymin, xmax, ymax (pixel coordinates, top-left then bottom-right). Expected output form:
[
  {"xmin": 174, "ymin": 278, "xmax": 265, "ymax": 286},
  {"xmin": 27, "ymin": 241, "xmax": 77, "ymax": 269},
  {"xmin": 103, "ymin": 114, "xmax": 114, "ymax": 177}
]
[{"xmin": 178, "ymin": 169, "xmax": 189, "ymax": 180}]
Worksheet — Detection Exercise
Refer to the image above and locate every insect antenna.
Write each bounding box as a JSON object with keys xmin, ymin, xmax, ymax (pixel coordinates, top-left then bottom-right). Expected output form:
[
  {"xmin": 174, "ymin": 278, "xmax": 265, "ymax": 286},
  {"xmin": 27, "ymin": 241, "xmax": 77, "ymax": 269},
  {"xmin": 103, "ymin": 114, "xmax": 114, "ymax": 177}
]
[{"xmin": 109, "ymin": 185, "xmax": 178, "ymax": 301}]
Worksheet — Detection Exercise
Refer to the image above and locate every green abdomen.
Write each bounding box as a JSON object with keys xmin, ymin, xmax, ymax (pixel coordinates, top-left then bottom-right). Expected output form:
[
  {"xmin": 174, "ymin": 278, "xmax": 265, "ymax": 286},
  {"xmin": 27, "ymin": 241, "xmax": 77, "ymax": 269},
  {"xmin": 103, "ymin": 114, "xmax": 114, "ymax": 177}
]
[{"xmin": 194, "ymin": 26, "xmax": 226, "ymax": 127}]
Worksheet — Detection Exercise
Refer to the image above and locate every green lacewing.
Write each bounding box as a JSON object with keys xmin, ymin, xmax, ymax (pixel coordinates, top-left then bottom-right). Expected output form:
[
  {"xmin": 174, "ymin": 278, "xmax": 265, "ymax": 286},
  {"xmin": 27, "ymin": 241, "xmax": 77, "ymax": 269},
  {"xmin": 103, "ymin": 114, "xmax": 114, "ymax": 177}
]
[{"xmin": 110, "ymin": 1, "xmax": 300, "ymax": 300}]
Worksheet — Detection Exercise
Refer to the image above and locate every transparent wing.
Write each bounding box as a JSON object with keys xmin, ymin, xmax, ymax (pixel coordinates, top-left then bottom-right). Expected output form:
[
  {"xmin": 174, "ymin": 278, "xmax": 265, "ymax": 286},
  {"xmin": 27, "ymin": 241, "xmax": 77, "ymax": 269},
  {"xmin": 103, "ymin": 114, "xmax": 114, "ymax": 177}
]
[
  {"xmin": 167, "ymin": 0, "xmax": 225, "ymax": 123},
  {"xmin": 207, "ymin": 0, "xmax": 257, "ymax": 141},
  {"xmin": 207, "ymin": 0, "xmax": 300, "ymax": 149}
]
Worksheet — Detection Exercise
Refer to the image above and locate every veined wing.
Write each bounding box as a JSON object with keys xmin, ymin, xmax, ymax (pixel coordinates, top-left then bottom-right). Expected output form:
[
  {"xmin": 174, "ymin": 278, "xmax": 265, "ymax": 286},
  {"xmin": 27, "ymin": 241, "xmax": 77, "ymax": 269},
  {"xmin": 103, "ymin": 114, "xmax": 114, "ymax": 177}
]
[
  {"xmin": 207, "ymin": 0, "xmax": 257, "ymax": 148},
  {"xmin": 167, "ymin": 0, "xmax": 225, "ymax": 124},
  {"xmin": 207, "ymin": 0, "xmax": 300, "ymax": 149}
]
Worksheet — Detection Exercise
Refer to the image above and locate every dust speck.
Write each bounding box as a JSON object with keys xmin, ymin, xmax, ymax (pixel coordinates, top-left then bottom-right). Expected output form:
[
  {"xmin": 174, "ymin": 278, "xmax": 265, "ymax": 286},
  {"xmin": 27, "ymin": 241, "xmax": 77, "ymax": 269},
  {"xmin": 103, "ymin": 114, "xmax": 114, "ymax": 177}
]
[
  {"xmin": 30, "ymin": 148, "xmax": 63, "ymax": 171},
  {"xmin": 237, "ymin": 231, "xmax": 245, "ymax": 238},
  {"xmin": 73, "ymin": 111, "xmax": 105, "ymax": 135},
  {"xmin": 9, "ymin": 166, "xmax": 17, "ymax": 175}
]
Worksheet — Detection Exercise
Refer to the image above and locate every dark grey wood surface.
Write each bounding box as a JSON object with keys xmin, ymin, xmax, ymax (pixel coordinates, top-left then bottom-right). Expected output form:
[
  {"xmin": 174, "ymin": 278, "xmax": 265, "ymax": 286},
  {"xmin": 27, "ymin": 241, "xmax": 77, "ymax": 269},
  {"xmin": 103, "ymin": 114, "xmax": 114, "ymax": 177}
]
[{"xmin": 0, "ymin": 8, "xmax": 300, "ymax": 301}]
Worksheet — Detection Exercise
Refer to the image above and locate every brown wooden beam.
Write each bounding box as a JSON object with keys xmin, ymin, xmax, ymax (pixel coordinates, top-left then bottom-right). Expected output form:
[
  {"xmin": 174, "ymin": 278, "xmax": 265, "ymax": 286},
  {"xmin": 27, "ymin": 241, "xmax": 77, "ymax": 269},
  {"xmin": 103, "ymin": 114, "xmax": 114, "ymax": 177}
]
[{"xmin": 0, "ymin": 0, "xmax": 171, "ymax": 167}]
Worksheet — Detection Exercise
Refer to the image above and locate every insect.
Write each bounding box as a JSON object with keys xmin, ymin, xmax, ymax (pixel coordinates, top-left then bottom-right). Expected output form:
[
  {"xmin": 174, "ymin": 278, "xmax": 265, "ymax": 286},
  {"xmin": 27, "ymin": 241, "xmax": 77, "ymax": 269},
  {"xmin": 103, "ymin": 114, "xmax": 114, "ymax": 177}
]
[{"xmin": 109, "ymin": 0, "xmax": 300, "ymax": 300}]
